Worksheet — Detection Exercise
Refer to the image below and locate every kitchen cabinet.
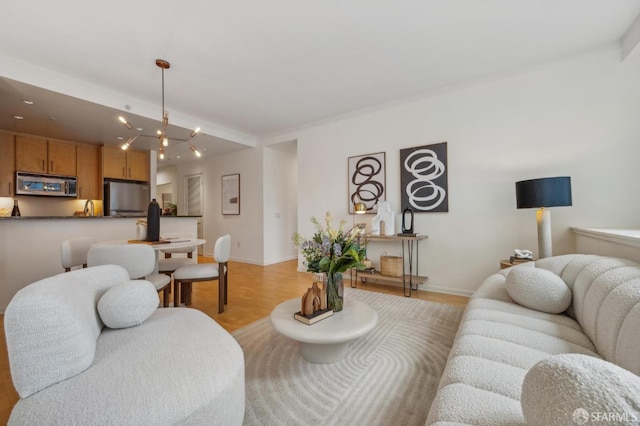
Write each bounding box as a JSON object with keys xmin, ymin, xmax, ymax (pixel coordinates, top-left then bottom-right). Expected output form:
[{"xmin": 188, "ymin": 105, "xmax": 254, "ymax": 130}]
[
  {"xmin": 15, "ymin": 136, "xmax": 77, "ymax": 176},
  {"xmin": 0, "ymin": 133, "xmax": 15, "ymax": 197},
  {"xmin": 76, "ymin": 144, "xmax": 102, "ymax": 200},
  {"xmin": 102, "ymin": 146, "xmax": 149, "ymax": 182},
  {"xmin": 126, "ymin": 149, "xmax": 149, "ymax": 182}
]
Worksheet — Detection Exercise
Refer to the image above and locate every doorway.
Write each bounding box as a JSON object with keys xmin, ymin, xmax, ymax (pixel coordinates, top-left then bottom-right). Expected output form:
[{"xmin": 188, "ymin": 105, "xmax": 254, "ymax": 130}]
[{"xmin": 185, "ymin": 174, "xmax": 204, "ymax": 255}]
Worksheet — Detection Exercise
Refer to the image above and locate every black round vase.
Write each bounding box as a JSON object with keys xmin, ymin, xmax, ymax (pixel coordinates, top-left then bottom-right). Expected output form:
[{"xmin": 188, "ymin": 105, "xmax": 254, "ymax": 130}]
[{"xmin": 146, "ymin": 199, "xmax": 161, "ymax": 242}]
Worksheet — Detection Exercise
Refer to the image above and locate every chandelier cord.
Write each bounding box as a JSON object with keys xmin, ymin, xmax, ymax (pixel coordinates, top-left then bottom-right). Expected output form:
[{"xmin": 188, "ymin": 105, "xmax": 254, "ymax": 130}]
[{"xmin": 161, "ymin": 66, "xmax": 166, "ymax": 134}]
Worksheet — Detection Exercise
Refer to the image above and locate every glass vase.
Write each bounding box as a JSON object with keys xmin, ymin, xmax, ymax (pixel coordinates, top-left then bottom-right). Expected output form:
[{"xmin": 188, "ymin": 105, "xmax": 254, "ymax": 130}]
[{"xmin": 324, "ymin": 272, "xmax": 344, "ymax": 312}]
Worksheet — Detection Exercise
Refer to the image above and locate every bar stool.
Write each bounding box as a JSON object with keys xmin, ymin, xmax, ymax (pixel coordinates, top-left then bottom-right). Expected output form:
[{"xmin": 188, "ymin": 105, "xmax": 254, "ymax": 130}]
[{"xmin": 61, "ymin": 237, "xmax": 96, "ymax": 272}]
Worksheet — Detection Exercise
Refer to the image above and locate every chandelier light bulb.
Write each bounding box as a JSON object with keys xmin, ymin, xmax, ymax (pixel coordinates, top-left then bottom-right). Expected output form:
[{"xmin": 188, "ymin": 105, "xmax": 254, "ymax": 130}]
[
  {"xmin": 118, "ymin": 116, "xmax": 133, "ymax": 130},
  {"xmin": 190, "ymin": 144, "xmax": 202, "ymax": 157},
  {"xmin": 190, "ymin": 127, "xmax": 201, "ymax": 138},
  {"xmin": 162, "ymin": 137, "xmax": 169, "ymax": 147}
]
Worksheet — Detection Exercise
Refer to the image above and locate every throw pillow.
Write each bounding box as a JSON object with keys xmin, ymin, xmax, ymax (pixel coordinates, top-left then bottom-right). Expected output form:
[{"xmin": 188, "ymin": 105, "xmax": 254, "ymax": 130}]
[
  {"xmin": 521, "ymin": 354, "xmax": 640, "ymax": 426},
  {"xmin": 98, "ymin": 280, "xmax": 159, "ymax": 329},
  {"xmin": 505, "ymin": 267, "xmax": 571, "ymax": 314}
]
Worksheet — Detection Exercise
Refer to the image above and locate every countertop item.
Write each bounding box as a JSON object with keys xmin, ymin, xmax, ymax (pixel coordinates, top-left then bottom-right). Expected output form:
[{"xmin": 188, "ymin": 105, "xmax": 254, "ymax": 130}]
[{"xmin": 0, "ymin": 215, "xmax": 201, "ymax": 220}]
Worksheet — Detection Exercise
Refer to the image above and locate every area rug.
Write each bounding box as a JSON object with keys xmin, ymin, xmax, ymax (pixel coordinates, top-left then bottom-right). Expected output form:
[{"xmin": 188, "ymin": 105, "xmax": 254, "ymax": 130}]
[{"xmin": 231, "ymin": 287, "xmax": 464, "ymax": 426}]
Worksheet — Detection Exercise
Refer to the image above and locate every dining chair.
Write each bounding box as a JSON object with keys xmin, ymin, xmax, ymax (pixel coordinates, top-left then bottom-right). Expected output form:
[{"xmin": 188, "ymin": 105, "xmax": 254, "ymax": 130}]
[
  {"xmin": 87, "ymin": 244, "xmax": 172, "ymax": 307},
  {"xmin": 173, "ymin": 234, "xmax": 230, "ymax": 313},
  {"xmin": 61, "ymin": 237, "xmax": 96, "ymax": 272}
]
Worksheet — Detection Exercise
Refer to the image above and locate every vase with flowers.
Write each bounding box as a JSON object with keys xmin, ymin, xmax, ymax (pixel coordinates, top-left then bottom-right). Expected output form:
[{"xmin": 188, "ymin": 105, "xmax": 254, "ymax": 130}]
[{"xmin": 293, "ymin": 212, "xmax": 367, "ymax": 312}]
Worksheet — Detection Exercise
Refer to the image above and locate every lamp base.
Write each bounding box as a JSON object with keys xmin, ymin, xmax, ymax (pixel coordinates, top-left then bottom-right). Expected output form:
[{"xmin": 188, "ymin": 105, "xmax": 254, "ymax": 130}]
[{"xmin": 536, "ymin": 208, "xmax": 552, "ymax": 259}]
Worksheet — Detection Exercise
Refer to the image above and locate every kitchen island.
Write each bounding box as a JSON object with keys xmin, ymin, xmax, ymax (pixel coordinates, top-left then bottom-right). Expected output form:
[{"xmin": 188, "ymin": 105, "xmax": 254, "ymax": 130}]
[{"xmin": 0, "ymin": 215, "xmax": 199, "ymax": 312}]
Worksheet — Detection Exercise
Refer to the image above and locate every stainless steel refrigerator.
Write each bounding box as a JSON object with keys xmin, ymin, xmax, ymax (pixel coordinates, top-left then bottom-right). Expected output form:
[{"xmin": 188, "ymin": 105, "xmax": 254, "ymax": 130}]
[{"xmin": 104, "ymin": 181, "xmax": 150, "ymax": 217}]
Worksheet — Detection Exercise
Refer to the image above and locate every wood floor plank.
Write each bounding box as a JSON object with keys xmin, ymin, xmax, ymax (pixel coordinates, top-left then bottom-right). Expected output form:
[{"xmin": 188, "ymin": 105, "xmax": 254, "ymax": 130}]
[{"xmin": 0, "ymin": 258, "xmax": 468, "ymax": 423}]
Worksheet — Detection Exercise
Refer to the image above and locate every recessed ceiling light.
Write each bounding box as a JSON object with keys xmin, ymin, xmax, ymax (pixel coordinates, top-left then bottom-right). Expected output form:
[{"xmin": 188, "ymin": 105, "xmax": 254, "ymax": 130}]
[
  {"xmin": 176, "ymin": 155, "xmax": 181, "ymax": 159},
  {"xmin": 116, "ymin": 136, "xmax": 124, "ymax": 140},
  {"xmin": 13, "ymin": 115, "xmax": 24, "ymax": 120},
  {"xmin": 136, "ymin": 127, "xmax": 143, "ymax": 131},
  {"xmin": 22, "ymin": 100, "xmax": 34, "ymax": 105}
]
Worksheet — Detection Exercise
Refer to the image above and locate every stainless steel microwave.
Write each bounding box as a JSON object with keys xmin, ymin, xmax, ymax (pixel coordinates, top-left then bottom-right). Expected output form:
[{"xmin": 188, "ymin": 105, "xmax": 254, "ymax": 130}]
[{"xmin": 16, "ymin": 172, "xmax": 77, "ymax": 197}]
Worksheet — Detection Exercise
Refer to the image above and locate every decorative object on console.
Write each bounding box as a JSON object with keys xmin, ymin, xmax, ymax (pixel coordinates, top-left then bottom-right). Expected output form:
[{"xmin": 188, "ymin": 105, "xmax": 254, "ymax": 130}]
[
  {"xmin": 348, "ymin": 152, "xmax": 386, "ymax": 214},
  {"xmin": 371, "ymin": 200, "xmax": 395, "ymax": 236},
  {"xmin": 400, "ymin": 142, "xmax": 448, "ymax": 213},
  {"xmin": 400, "ymin": 207, "xmax": 415, "ymax": 235},
  {"xmin": 293, "ymin": 212, "xmax": 366, "ymax": 312},
  {"xmin": 117, "ymin": 59, "xmax": 201, "ymax": 159},
  {"xmin": 222, "ymin": 173, "xmax": 240, "ymax": 215},
  {"xmin": 515, "ymin": 176, "xmax": 572, "ymax": 259},
  {"xmin": 380, "ymin": 253, "xmax": 402, "ymax": 277},
  {"xmin": 146, "ymin": 199, "xmax": 160, "ymax": 242}
]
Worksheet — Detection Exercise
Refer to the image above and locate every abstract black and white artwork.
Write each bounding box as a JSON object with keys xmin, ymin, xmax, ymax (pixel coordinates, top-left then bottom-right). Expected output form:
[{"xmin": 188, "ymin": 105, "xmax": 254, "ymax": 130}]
[
  {"xmin": 400, "ymin": 142, "xmax": 448, "ymax": 213},
  {"xmin": 348, "ymin": 152, "xmax": 386, "ymax": 214}
]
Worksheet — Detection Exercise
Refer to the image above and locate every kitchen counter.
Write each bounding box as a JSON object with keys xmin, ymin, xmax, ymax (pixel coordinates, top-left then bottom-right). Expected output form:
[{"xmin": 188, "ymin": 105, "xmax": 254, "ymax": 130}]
[
  {"xmin": 0, "ymin": 215, "xmax": 201, "ymax": 220},
  {"xmin": 0, "ymin": 216, "xmax": 200, "ymax": 313}
]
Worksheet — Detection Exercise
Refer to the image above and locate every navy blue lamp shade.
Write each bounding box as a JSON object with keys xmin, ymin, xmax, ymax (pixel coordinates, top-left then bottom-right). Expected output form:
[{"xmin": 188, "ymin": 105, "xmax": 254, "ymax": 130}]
[{"xmin": 516, "ymin": 177, "xmax": 572, "ymax": 209}]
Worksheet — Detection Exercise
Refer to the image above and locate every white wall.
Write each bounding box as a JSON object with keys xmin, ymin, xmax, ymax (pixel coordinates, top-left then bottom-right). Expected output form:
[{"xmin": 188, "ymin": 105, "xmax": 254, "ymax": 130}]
[
  {"xmin": 262, "ymin": 49, "xmax": 640, "ymax": 296},
  {"xmin": 176, "ymin": 147, "xmax": 264, "ymax": 264},
  {"xmin": 157, "ymin": 166, "xmax": 178, "ymax": 186},
  {"xmin": 263, "ymin": 144, "xmax": 298, "ymax": 265}
]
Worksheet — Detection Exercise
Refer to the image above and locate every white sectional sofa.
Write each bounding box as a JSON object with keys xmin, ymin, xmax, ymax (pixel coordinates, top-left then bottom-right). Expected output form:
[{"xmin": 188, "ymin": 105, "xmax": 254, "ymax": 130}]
[
  {"xmin": 427, "ymin": 254, "xmax": 640, "ymax": 425},
  {"xmin": 4, "ymin": 265, "xmax": 245, "ymax": 425}
]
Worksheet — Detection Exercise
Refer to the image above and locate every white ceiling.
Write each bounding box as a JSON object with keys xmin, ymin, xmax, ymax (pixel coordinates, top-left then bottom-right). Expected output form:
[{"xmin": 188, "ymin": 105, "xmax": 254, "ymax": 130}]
[{"xmin": 1, "ymin": 0, "xmax": 639, "ymax": 165}]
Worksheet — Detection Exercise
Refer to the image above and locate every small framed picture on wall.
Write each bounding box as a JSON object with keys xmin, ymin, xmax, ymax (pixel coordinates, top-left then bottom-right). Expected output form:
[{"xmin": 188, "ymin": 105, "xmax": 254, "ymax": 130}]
[{"xmin": 222, "ymin": 173, "xmax": 240, "ymax": 215}]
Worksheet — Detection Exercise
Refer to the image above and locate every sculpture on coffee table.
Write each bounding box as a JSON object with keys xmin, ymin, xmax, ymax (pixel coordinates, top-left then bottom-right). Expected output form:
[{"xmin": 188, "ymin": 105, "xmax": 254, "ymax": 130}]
[
  {"xmin": 294, "ymin": 281, "xmax": 334, "ymax": 325},
  {"xmin": 301, "ymin": 282, "xmax": 327, "ymax": 315}
]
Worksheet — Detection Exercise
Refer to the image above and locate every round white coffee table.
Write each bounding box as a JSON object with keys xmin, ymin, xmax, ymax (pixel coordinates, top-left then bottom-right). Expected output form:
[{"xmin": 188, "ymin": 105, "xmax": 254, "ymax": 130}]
[{"xmin": 270, "ymin": 298, "xmax": 377, "ymax": 364}]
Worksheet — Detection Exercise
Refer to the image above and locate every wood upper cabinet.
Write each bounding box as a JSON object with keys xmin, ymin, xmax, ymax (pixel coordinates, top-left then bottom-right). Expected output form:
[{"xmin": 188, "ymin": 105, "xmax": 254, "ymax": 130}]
[
  {"xmin": 0, "ymin": 133, "xmax": 15, "ymax": 197},
  {"xmin": 102, "ymin": 146, "xmax": 149, "ymax": 182},
  {"xmin": 76, "ymin": 144, "xmax": 101, "ymax": 200},
  {"xmin": 15, "ymin": 136, "xmax": 76, "ymax": 176},
  {"xmin": 126, "ymin": 149, "xmax": 149, "ymax": 182},
  {"xmin": 102, "ymin": 145, "xmax": 127, "ymax": 179},
  {"xmin": 48, "ymin": 140, "xmax": 77, "ymax": 176}
]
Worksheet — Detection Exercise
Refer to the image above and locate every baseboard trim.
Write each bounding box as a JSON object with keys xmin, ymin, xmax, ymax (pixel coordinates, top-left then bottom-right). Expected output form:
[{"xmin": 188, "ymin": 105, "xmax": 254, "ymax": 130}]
[
  {"xmin": 421, "ymin": 285, "xmax": 474, "ymax": 297},
  {"xmin": 263, "ymin": 255, "xmax": 298, "ymax": 266}
]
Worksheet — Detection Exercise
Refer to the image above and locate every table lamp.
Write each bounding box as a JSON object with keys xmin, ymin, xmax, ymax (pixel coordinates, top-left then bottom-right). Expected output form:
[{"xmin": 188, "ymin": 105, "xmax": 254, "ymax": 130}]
[{"xmin": 515, "ymin": 176, "xmax": 572, "ymax": 259}]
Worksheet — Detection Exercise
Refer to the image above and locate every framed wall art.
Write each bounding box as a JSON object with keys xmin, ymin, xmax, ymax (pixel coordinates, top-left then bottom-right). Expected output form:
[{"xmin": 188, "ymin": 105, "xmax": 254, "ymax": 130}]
[
  {"xmin": 348, "ymin": 152, "xmax": 386, "ymax": 214},
  {"xmin": 222, "ymin": 173, "xmax": 240, "ymax": 215},
  {"xmin": 400, "ymin": 142, "xmax": 448, "ymax": 213}
]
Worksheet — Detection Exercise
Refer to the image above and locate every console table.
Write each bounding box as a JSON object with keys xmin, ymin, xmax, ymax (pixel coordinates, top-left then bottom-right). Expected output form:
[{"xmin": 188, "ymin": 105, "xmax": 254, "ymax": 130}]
[{"xmin": 352, "ymin": 234, "xmax": 428, "ymax": 297}]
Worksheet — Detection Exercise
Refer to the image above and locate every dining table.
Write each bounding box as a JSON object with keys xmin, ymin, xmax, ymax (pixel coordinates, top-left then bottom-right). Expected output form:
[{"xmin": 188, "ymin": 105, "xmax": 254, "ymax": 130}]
[{"xmin": 94, "ymin": 238, "xmax": 207, "ymax": 274}]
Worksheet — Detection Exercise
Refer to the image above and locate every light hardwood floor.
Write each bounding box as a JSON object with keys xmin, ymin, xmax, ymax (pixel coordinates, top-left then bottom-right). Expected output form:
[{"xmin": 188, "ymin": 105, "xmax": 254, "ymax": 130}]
[{"xmin": 0, "ymin": 258, "xmax": 468, "ymax": 423}]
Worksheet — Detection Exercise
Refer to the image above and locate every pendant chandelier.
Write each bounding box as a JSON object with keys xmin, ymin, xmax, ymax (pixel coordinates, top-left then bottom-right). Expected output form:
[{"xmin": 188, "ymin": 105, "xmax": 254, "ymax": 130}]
[{"xmin": 118, "ymin": 59, "xmax": 201, "ymax": 159}]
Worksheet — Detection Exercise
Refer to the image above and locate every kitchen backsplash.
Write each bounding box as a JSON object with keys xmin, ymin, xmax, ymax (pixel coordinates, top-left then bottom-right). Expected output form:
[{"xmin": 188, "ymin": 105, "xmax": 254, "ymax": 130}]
[{"xmin": 0, "ymin": 196, "xmax": 103, "ymax": 217}]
